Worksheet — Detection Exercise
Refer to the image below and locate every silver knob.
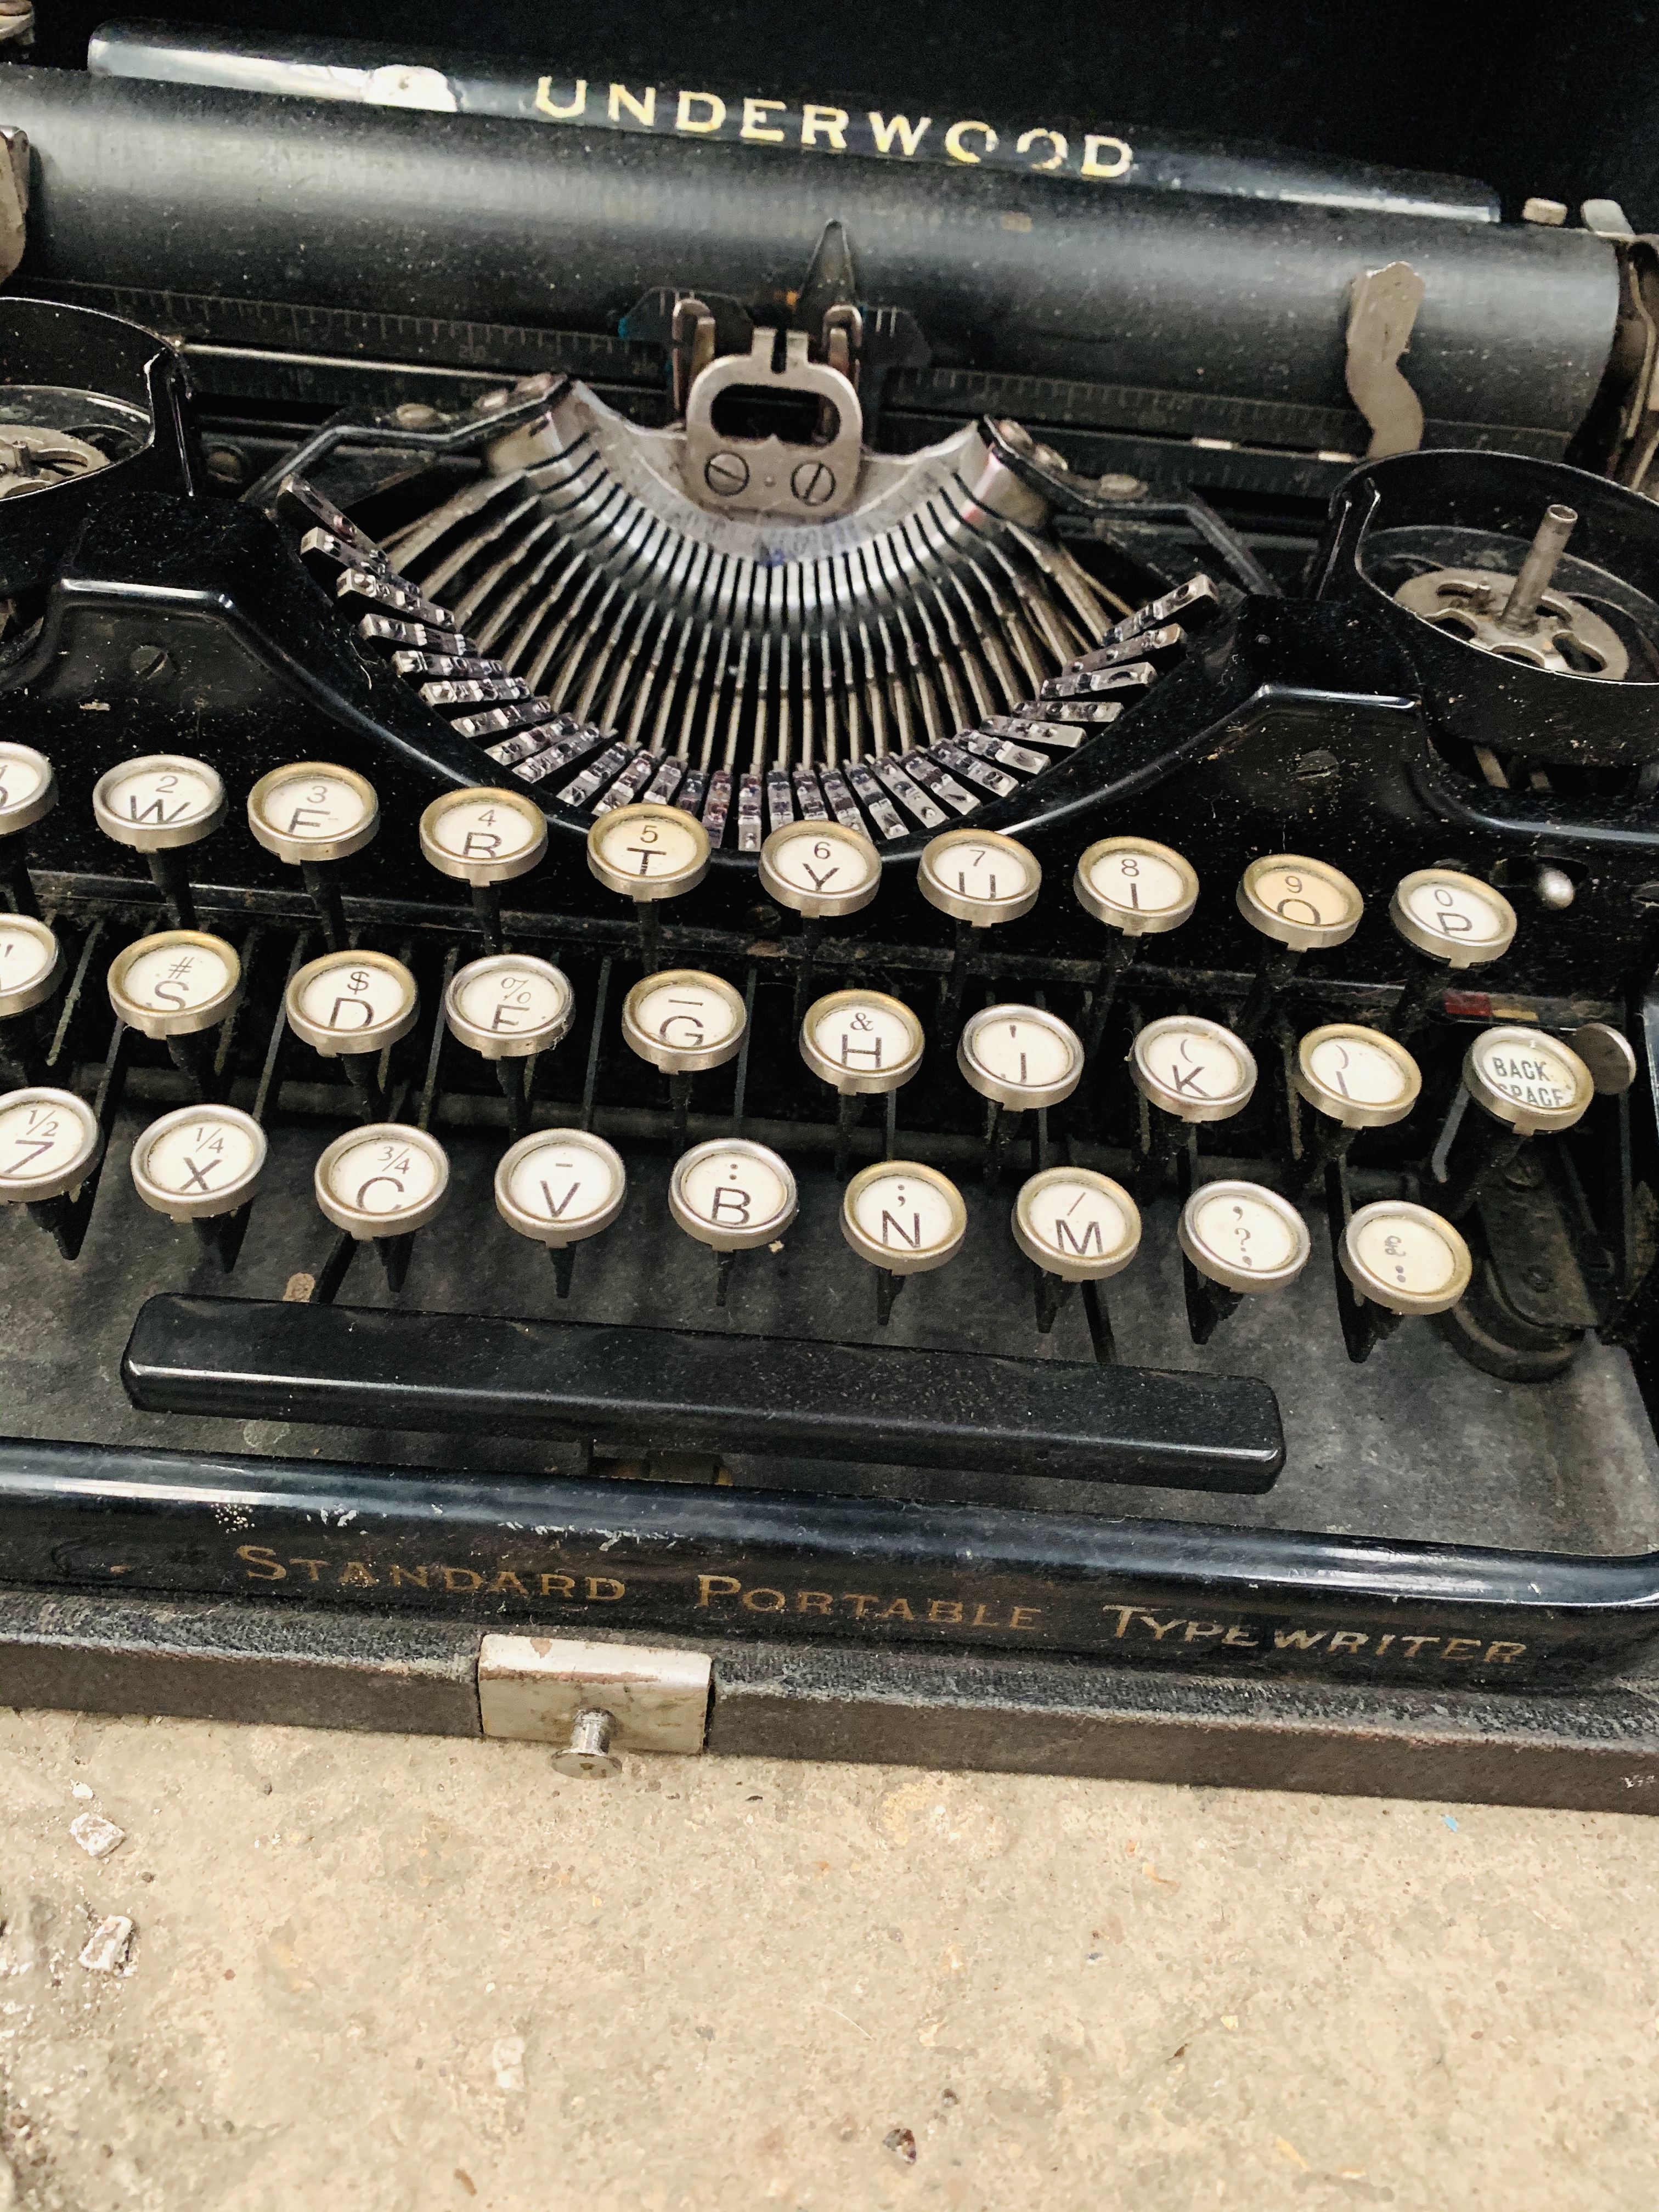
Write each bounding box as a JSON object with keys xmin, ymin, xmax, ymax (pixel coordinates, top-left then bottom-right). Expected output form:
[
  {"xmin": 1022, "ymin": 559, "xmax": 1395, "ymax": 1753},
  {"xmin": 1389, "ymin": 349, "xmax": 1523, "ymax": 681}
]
[{"xmin": 551, "ymin": 1707, "xmax": 622, "ymax": 1779}]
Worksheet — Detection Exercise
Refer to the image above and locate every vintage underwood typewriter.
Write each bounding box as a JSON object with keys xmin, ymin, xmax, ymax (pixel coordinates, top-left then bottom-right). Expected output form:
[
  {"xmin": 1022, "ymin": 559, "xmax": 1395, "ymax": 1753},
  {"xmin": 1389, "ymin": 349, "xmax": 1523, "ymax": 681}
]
[{"xmin": 3, "ymin": 8, "xmax": 1659, "ymax": 1798}]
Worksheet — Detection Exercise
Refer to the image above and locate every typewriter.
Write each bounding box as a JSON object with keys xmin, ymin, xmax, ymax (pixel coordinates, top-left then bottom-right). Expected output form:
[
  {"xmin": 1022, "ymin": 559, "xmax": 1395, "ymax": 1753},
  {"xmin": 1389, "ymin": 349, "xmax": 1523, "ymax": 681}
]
[{"xmin": 3, "ymin": 9, "xmax": 1659, "ymax": 1802}]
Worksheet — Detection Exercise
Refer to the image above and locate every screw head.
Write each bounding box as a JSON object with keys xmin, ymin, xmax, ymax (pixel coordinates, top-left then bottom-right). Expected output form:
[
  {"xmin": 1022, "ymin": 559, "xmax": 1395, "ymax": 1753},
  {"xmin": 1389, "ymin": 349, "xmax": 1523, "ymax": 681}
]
[{"xmin": 127, "ymin": 644, "xmax": 173, "ymax": 682}]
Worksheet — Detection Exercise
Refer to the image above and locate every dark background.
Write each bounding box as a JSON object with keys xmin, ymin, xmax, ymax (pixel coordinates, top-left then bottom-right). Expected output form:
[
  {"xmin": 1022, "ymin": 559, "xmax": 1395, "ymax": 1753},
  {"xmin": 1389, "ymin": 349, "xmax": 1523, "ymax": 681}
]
[{"xmin": 30, "ymin": 1, "xmax": 1659, "ymax": 232}]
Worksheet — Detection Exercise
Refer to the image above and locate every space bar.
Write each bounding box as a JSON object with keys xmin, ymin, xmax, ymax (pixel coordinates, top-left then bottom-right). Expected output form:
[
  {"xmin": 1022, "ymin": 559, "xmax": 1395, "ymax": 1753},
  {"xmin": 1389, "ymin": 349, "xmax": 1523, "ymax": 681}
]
[{"xmin": 121, "ymin": 1295, "xmax": 1285, "ymax": 1495}]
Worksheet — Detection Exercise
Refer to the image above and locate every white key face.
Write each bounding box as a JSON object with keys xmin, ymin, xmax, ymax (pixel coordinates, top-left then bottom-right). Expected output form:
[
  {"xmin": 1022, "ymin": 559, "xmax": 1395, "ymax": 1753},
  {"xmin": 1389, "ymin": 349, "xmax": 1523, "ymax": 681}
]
[
  {"xmin": 1401, "ymin": 875, "xmax": 1511, "ymax": 948},
  {"xmin": 0, "ymin": 1095, "xmax": 92, "ymax": 1187},
  {"xmin": 119, "ymin": 940, "xmax": 234, "ymax": 1015},
  {"xmin": 962, "ymin": 1011, "xmax": 1077, "ymax": 1092},
  {"xmin": 676, "ymin": 1148, "xmax": 793, "ymax": 1233},
  {"xmin": 809, "ymin": 998, "xmax": 916, "ymax": 1077},
  {"xmin": 591, "ymin": 809, "xmax": 703, "ymax": 885},
  {"xmin": 504, "ymin": 1135, "xmax": 624, "ymax": 1232},
  {"xmin": 1352, "ymin": 1210, "xmax": 1462, "ymax": 1300},
  {"xmin": 1305, "ymin": 1031, "xmax": 1413, "ymax": 1108},
  {"xmin": 139, "ymin": 1115, "xmax": 260, "ymax": 1200},
  {"xmin": 100, "ymin": 760, "xmax": 219, "ymax": 833},
  {"xmin": 324, "ymin": 1134, "xmax": 441, "ymax": 1219},
  {"xmin": 296, "ymin": 958, "xmax": 410, "ymax": 1040},
  {"xmin": 428, "ymin": 797, "xmax": 540, "ymax": 866},
  {"xmin": 766, "ymin": 826, "xmax": 879, "ymax": 902},
  {"xmin": 0, "ymin": 747, "xmax": 47, "ymax": 817},
  {"xmin": 1187, "ymin": 1189, "xmax": 1300, "ymax": 1277},
  {"xmin": 1081, "ymin": 844, "xmax": 1188, "ymax": 920},
  {"xmin": 1248, "ymin": 862, "xmax": 1357, "ymax": 932},
  {"xmin": 453, "ymin": 963, "xmax": 567, "ymax": 1041},
  {"xmin": 850, "ymin": 1169, "xmax": 960, "ymax": 1259},
  {"xmin": 1470, "ymin": 1035, "xmax": 1583, "ymax": 1115},
  {"xmin": 928, "ymin": 840, "xmax": 1036, "ymax": 909},
  {"xmin": 631, "ymin": 978, "xmax": 743, "ymax": 1053},
  {"xmin": 1021, "ymin": 1178, "xmax": 1136, "ymax": 1268},
  {"xmin": 0, "ymin": 919, "xmax": 55, "ymax": 993},
  {"xmin": 257, "ymin": 770, "xmax": 370, "ymax": 844},
  {"xmin": 1138, "ymin": 1022, "xmax": 1250, "ymax": 1108}
]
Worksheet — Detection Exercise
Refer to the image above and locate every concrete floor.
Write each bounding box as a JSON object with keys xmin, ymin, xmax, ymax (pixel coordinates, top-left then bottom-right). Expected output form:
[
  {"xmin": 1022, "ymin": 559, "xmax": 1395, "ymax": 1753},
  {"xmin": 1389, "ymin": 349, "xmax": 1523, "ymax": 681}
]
[{"xmin": 0, "ymin": 1710, "xmax": 1654, "ymax": 2211}]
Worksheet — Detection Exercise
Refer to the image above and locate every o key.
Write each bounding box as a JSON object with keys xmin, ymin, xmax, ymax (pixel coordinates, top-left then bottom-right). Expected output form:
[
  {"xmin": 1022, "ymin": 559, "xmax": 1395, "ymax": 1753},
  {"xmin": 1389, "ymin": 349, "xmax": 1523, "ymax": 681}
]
[
  {"xmin": 1234, "ymin": 853, "xmax": 1363, "ymax": 1042},
  {"xmin": 129, "ymin": 1104, "xmax": 268, "ymax": 1223},
  {"xmin": 315, "ymin": 1122, "xmax": 450, "ymax": 1239}
]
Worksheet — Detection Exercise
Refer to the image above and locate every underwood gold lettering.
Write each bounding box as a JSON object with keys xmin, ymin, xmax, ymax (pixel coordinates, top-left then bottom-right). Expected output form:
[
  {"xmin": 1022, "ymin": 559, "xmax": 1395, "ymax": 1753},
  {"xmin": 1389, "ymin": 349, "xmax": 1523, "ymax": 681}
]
[
  {"xmin": 800, "ymin": 103, "xmax": 849, "ymax": 150},
  {"xmin": 539, "ymin": 1572, "xmax": 575, "ymax": 1598},
  {"xmin": 288, "ymin": 1558, "xmax": 328, "ymax": 1583},
  {"xmin": 534, "ymin": 77, "xmax": 588, "ymax": 121},
  {"xmin": 741, "ymin": 97, "xmax": 787, "ymax": 143},
  {"xmin": 1485, "ymin": 1641, "xmax": 1527, "ymax": 1663},
  {"xmin": 442, "ymin": 1566, "xmax": 483, "ymax": 1592},
  {"xmin": 945, "ymin": 120, "xmax": 997, "ymax": 163},
  {"xmin": 879, "ymin": 1598, "xmax": 915, "ymax": 1621},
  {"xmin": 742, "ymin": 1587, "xmax": 787, "ymax": 1611},
  {"xmin": 390, "ymin": 1564, "xmax": 430, "ymax": 1589},
  {"xmin": 608, "ymin": 83, "xmax": 657, "ymax": 127},
  {"xmin": 796, "ymin": 1590, "xmax": 834, "ymax": 1614},
  {"xmin": 676, "ymin": 89, "xmax": 726, "ymax": 133},
  {"xmin": 585, "ymin": 1576, "xmax": 625, "ymax": 1601},
  {"xmin": 1016, "ymin": 126, "xmax": 1068, "ymax": 171},
  {"xmin": 1327, "ymin": 1630, "xmax": 1368, "ymax": 1655},
  {"xmin": 868, "ymin": 111, "xmax": 931, "ymax": 157},
  {"xmin": 237, "ymin": 1544, "xmax": 285, "ymax": 1581},
  {"xmin": 487, "ymin": 1569, "xmax": 529, "ymax": 1596},
  {"xmin": 337, "ymin": 1560, "xmax": 379, "ymax": 1587},
  {"xmin": 928, "ymin": 1600, "xmax": 963, "ymax": 1624},
  {"xmin": 1081, "ymin": 133, "xmax": 1133, "ymax": 179},
  {"xmin": 697, "ymin": 1575, "xmax": 742, "ymax": 1607}
]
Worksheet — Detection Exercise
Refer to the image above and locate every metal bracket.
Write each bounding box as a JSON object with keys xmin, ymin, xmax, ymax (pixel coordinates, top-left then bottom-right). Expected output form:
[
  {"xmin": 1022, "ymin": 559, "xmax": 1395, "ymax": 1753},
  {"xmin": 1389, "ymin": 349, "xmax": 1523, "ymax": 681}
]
[
  {"xmin": 477, "ymin": 1634, "xmax": 712, "ymax": 1773},
  {"xmin": 1345, "ymin": 261, "xmax": 1426, "ymax": 460},
  {"xmin": 681, "ymin": 328, "xmax": 863, "ymax": 521}
]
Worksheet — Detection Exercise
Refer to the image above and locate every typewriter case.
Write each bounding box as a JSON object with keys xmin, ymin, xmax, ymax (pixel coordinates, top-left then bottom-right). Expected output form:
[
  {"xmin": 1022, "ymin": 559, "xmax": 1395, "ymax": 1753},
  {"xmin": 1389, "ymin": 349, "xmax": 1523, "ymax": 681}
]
[{"xmin": 4, "ymin": 6, "xmax": 1659, "ymax": 1804}]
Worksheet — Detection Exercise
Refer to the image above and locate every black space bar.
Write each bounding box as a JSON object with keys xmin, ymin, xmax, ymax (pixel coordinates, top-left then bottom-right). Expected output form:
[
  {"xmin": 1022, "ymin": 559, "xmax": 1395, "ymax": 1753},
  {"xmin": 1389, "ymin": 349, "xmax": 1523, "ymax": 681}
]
[{"xmin": 121, "ymin": 1295, "xmax": 1284, "ymax": 1495}]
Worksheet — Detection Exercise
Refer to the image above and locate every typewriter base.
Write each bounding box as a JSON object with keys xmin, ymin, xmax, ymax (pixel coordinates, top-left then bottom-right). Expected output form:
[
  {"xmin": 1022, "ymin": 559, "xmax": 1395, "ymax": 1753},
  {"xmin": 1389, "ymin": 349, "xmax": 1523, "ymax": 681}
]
[{"xmin": 3, "ymin": 1589, "xmax": 1657, "ymax": 1816}]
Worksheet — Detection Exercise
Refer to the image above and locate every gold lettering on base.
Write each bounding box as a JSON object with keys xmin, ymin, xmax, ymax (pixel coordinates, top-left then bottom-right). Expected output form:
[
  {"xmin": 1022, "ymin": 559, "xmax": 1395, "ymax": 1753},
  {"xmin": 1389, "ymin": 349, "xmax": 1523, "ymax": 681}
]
[
  {"xmin": 236, "ymin": 1545, "xmax": 284, "ymax": 1580},
  {"xmin": 796, "ymin": 1592, "xmax": 834, "ymax": 1615},
  {"xmin": 487, "ymin": 1570, "xmax": 529, "ymax": 1596},
  {"xmin": 337, "ymin": 1561, "xmax": 378, "ymax": 1588},
  {"xmin": 390, "ymin": 1565, "xmax": 429, "ymax": 1589}
]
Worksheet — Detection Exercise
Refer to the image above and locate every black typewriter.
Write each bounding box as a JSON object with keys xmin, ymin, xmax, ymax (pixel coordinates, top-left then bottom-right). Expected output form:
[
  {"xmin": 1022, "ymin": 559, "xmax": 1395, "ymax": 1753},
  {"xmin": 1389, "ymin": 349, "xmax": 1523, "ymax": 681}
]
[{"xmin": 3, "ymin": 3, "xmax": 1659, "ymax": 1803}]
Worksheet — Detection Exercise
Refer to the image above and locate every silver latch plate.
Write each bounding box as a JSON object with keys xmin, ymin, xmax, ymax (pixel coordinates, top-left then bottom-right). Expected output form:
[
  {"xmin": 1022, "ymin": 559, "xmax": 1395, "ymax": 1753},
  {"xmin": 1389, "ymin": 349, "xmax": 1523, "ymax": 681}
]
[{"xmin": 477, "ymin": 1634, "xmax": 712, "ymax": 1753}]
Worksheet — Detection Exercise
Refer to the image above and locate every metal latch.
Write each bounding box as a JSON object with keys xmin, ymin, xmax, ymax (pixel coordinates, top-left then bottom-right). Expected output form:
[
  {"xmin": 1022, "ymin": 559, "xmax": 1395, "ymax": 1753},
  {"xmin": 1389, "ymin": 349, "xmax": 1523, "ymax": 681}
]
[{"xmin": 477, "ymin": 1634, "xmax": 712, "ymax": 1778}]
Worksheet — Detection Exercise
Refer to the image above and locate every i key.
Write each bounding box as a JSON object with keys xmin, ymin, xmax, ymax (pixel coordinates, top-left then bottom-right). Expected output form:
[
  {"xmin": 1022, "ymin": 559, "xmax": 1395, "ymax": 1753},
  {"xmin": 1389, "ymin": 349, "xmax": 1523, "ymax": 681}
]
[
  {"xmin": 1073, "ymin": 834, "xmax": 1199, "ymax": 1062},
  {"xmin": 1234, "ymin": 854, "xmax": 1363, "ymax": 1042},
  {"xmin": 420, "ymin": 785, "xmax": 549, "ymax": 954},
  {"xmin": 622, "ymin": 968, "xmax": 748, "ymax": 1152},
  {"xmin": 314, "ymin": 1121, "xmax": 450, "ymax": 1295},
  {"xmin": 1130, "ymin": 1014, "xmax": 1257, "ymax": 1197},
  {"xmin": 841, "ymin": 1159, "xmax": 968, "ymax": 1327},
  {"xmin": 93, "ymin": 753, "xmax": 225, "ymax": 930},
  {"xmin": 0, "ymin": 913, "xmax": 64, "ymax": 1085},
  {"xmin": 1290, "ymin": 1023, "xmax": 1422, "ymax": 1191},
  {"xmin": 0, "ymin": 1085, "xmax": 103, "ymax": 1259},
  {"xmin": 0, "ymin": 742, "xmax": 55, "ymax": 920},
  {"xmin": 1332, "ymin": 1193, "xmax": 1472, "ymax": 1363},
  {"xmin": 800, "ymin": 988, "xmax": 926, "ymax": 1178},
  {"xmin": 495, "ymin": 1126, "xmax": 628, "ymax": 1299},
  {"xmin": 588, "ymin": 801, "xmax": 710, "ymax": 975},
  {"xmin": 918, "ymin": 828, "xmax": 1041, "ymax": 1042},
  {"xmin": 129, "ymin": 1102, "xmax": 268, "ymax": 1271},
  {"xmin": 247, "ymin": 762, "xmax": 380, "ymax": 952},
  {"xmin": 107, "ymin": 929, "xmax": 242, "ymax": 1102},
  {"xmin": 957, "ymin": 1003, "xmax": 1084, "ymax": 1185},
  {"xmin": 1441, "ymin": 1025, "xmax": 1594, "ymax": 1220},
  {"xmin": 286, "ymin": 949, "xmax": 420, "ymax": 1122},
  {"xmin": 1178, "ymin": 1180, "xmax": 1311, "ymax": 1344},
  {"xmin": 1012, "ymin": 1165, "xmax": 1141, "ymax": 1359},
  {"xmin": 445, "ymin": 955, "xmax": 574, "ymax": 1143},
  {"xmin": 1386, "ymin": 868, "xmax": 1517, "ymax": 1041},
  {"xmin": 669, "ymin": 1136, "xmax": 798, "ymax": 1306},
  {"xmin": 760, "ymin": 819, "xmax": 881, "ymax": 1022}
]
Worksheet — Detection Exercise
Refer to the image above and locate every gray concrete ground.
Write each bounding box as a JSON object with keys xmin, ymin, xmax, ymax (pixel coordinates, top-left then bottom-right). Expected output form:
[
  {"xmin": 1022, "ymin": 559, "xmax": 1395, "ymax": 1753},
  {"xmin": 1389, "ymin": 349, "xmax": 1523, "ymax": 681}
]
[{"xmin": 0, "ymin": 1707, "xmax": 1654, "ymax": 2211}]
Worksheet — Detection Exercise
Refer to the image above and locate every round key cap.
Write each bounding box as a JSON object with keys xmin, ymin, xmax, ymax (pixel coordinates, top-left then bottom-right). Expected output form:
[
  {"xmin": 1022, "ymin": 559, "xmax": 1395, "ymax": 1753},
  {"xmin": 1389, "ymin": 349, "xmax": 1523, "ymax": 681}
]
[
  {"xmin": 444, "ymin": 955, "xmax": 574, "ymax": 1062},
  {"xmin": 1463, "ymin": 1025, "xmax": 1594, "ymax": 1135},
  {"xmin": 314, "ymin": 1121, "xmax": 450, "ymax": 1238},
  {"xmin": 1294, "ymin": 1024, "xmax": 1422, "ymax": 1130},
  {"xmin": 957, "ymin": 1003, "xmax": 1084, "ymax": 1111},
  {"xmin": 622, "ymin": 969, "xmax": 748, "ymax": 1075},
  {"xmin": 1074, "ymin": 836, "xmax": 1199, "ymax": 936},
  {"xmin": 0, "ymin": 742, "xmax": 55, "ymax": 836},
  {"xmin": 129, "ymin": 1103, "xmax": 267, "ymax": 1223},
  {"xmin": 0, "ymin": 1086, "xmax": 101, "ymax": 1203},
  {"xmin": 1179, "ymin": 1180, "xmax": 1310, "ymax": 1294},
  {"xmin": 1012, "ymin": 1166, "xmax": 1141, "ymax": 1283},
  {"xmin": 1390, "ymin": 868, "xmax": 1516, "ymax": 968},
  {"xmin": 92, "ymin": 754, "xmax": 225, "ymax": 853},
  {"xmin": 841, "ymin": 1160, "xmax": 968, "ymax": 1276},
  {"xmin": 588, "ymin": 802, "xmax": 709, "ymax": 902},
  {"xmin": 419, "ymin": 785, "xmax": 548, "ymax": 886},
  {"xmin": 495, "ymin": 1127, "xmax": 628, "ymax": 1248},
  {"xmin": 108, "ymin": 929, "xmax": 242, "ymax": 1040},
  {"xmin": 286, "ymin": 949, "xmax": 419, "ymax": 1059},
  {"xmin": 759, "ymin": 820, "xmax": 881, "ymax": 918},
  {"xmin": 1570, "ymin": 1020, "xmax": 1639, "ymax": 1096},
  {"xmin": 0, "ymin": 914, "xmax": 63, "ymax": 1018},
  {"xmin": 669, "ymin": 1137, "xmax": 798, "ymax": 1251},
  {"xmin": 1341, "ymin": 1199, "xmax": 1472, "ymax": 1317},
  {"xmin": 1131, "ymin": 1014, "xmax": 1257, "ymax": 1124},
  {"xmin": 1237, "ymin": 854, "xmax": 1363, "ymax": 952},
  {"xmin": 799, "ymin": 989, "xmax": 926, "ymax": 1096},
  {"xmin": 247, "ymin": 761, "xmax": 379, "ymax": 865},
  {"xmin": 918, "ymin": 828, "xmax": 1041, "ymax": 927}
]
